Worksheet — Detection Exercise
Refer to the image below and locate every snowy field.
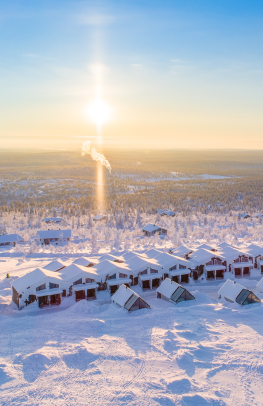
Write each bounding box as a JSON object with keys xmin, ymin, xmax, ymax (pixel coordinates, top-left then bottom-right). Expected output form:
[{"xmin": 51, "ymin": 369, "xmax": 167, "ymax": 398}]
[{"xmin": 1, "ymin": 259, "xmax": 263, "ymax": 405}]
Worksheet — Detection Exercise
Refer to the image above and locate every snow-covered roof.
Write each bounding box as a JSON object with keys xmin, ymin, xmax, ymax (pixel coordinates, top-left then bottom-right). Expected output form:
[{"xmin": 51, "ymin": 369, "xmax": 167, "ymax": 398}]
[
  {"xmin": 144, "ymin": 248, "xmax": 163, "ymax": 259},
  {"xmin": 190, "ymin": 248, "xmax": 224, "ymax": 264},
  {"xmin": 157, "ymin": 278, "xmax": 179, "ymax": 298},
  {"xmin": 218, "ymin": 279, "xmax": 246, "ymax": 302},
  {"xmin": 98, "ymin": 253, "xmax": 124, "ymax": 262},
  {"xmin": 43, "ymin": 259, "xmax": 67, "ymax": 272},
  {"xmin": 111, "ymin": 284, "xmax": 138, "ymax": 307},
  {"xmin": 122, "ymin": 251, "xmax": 147, "ymax": 260},
  {"xmin": 219, "ymin": 246, "xmax": 248, "ymax": 260},
  {"xmin": 93, "ymin": 215, "xmax": 106, "ymax": 221},
  {"xmin": 142, "ymin": 224, "xmax": 166, "ymax": 232},
  {"xmin": 12, "ymin": 268, "xmax": 62, "ymax": 292},
  {"xmin": 72, "ymin": 283, "xmax": 98, "ymax": 291},
  {"xmin": 73, "ymin": 256, "xmax": 99, "ymax": 267},
  {"xmin": 156, "ymin": 209, "xmax": 164, "ymax": 214},
  {"xmin": 173, "ymin": 245, "xmax": 192, "ymax": 256},
  {"xmin": 37, "ymin": 229, "xmax": 71, "ymax": 239},
  {"xmin": 244, "ymin": 244, "xmax": 263, "ymax": 257},
  {"xmin": 0, "ymin": 233, "xmax": 24, "ymax": 243},
  {"xmin": 217, "ymin": 242, "xmax": 231, "ymax": 249},
  {"xmin": 197, "ymin": 244, "xmax": 216, "ymax": 251},
  {"xmin": 162, "ymin": 210, "xmax": 175, "ymax": 216},
  {"xmin": 59, "ymin": 263, "xmax": 98, "ymax": 281},
  {"xmin": 155, "ymin": 252, "xmax": 190, "ymax": 267},
  {"xmin": 125, "ymin": 255, "xmax": 162, "ymax": 272},
  {"xmin": 255, "ymin": 214, "xmax": 263, "ymax": 218},
  {"xmin": 93, "ymin": 260, "xmax": 130, "ymax": 277},
  {"xmin": 42, "ymin": 217, "xmax": 62, "ymax": 222}
]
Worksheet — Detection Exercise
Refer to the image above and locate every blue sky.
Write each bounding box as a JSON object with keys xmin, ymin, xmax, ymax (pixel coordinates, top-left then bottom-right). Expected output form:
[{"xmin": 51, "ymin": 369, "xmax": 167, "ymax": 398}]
[{"xmin": 0, "ymin": 0, "xmax": 263, "ymax": 149}]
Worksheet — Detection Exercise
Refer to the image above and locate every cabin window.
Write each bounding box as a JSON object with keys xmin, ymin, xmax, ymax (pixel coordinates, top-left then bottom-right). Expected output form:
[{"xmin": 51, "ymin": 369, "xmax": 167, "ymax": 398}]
[
  {"xmin": 119, "ymin": 273, "xmax": 127, "ymax": 279},
  {"xmin": 86, "ymin": 278, "xmax": 95, "ymax": 283},
  {"xmin": 139, "ymin": 269, "xmax": 147, "ymax": 275},
  {"xmin": 73, "ymin": 278, "xmax": 82, "ymax": 285},
  {"xmin": 108, "ymin": 273, "xmax": 116, "ymax": 280},
  {"xmin": 36, "ymin": 283, "xmax": 46, "ymax": 291},
  {"xmin": 179, "ymin": 264, "xmax": 186, "ymax": 269},
  {"xmin": 150, "ymin": 268, "xmax": 158, "ymax": 274},
  {"xmin": 169, "ymin": 265, "xmax": 177, "ymax": 271},
  {"xmin": 49, "ymin": 282, "xmax": 59, "ymax": 289}
]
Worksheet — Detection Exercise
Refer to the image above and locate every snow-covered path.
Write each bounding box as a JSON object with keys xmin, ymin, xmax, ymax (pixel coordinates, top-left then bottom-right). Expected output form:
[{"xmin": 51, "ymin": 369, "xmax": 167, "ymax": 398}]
[{"xmin": 1, "ymin": 290, "xmax": 263, "ymax": 405}]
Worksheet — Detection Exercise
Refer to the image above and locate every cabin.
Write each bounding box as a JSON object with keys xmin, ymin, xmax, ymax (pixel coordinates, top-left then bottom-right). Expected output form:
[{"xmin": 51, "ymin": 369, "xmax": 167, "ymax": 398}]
[
  {"xmin": 218, "ymin": 280, "xmax": 260, "ymax": 305},
  {"xmin": 125, "ymin": 255, "xmax": 163, "ymax": 290},
  {"xmin": 93, "ymin": 215, "xmax": 106, "ymax": 222},
  {"xmin": 220, "ymin": 246, "xmax": 253, "ymax": 277},
  {"xmin": 42, "ymin": 217, "xmax": 62, "ymax": 224},
  {"xmin": 58, "ymin": 264, "xmax": 100, "ymax": 299},
  {"xmin": 43, "ymin": 259, "xmax": 67, "ymax": 272},
  {"xmin": 161, "ymin": 210, "xmax": 175, "ymax": 217},
  {"xmin": 0, "ymin": 233, "xmax": 24, "ymax": 247},
  {"xmin": 112, "ymin": 284, "xmax": 150, "ymax": 312},
  {"xmin": 93, "ymin": 260, "xmax": 132, "ymax": 294},
  {"xmin": 238, "ymin": 213, "xmax": 251, "ymax": 219},
  {"xmin": 156, "ymin": 278, "xmax": 195, "ymax": 304},
  {"xmin": 189, "ymin": 249, "xmax": 226, "ymax": 280},
  {"xmin": 142, "ymin": 224, "xmax": 167, "ymax": 237},
  {"xmin": 11, "ymin": 268, "xmax": 63, "ymax": 309},
  {"xmin": 154, "ymin": 252, "xmax": 191, "ymax": 283},
  {"xmin": 37, "ymin": 229, "xmax": 71, "ymax": 245}
]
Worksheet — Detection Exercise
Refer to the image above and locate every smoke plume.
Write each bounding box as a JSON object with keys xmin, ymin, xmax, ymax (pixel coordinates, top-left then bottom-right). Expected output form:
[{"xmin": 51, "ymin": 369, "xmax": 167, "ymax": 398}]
[{"xmin": 81, "ymin": 141, "xmax": 111, "ymax": 173}]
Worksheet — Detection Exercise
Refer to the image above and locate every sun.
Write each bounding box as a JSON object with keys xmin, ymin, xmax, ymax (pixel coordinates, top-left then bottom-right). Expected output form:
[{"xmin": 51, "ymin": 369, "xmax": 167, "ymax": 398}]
[{"xmin": 88, "ymin": 98, "xmax": 110, "ymax": 128}]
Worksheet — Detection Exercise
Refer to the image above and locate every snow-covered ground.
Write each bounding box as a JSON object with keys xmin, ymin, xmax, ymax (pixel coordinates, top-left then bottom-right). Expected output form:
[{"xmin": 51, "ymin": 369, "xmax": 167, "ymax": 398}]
[{"xmin": 1, "ymin": 258, "xmax": 263, "ymax": 405}]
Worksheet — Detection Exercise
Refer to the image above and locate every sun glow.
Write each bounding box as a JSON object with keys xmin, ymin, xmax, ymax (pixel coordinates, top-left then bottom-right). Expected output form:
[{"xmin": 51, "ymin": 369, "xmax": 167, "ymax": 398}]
[{"xmin": 88, "ymin": 98, "xmax": 110, "ymax": 129}]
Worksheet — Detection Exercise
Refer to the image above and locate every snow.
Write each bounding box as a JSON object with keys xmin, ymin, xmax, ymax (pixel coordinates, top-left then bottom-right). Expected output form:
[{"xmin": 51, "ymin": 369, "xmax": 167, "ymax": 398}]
[
  {"xmin": 1, "ymin": 258, "xmax": 263, "ymax": 404},
  {"xmin": 72, "ymin": 256, "xmax": 98, "ymax": 267},
  {"xmin": 37, "ymin": 229, "xmax": 72, "ymax": 239}
]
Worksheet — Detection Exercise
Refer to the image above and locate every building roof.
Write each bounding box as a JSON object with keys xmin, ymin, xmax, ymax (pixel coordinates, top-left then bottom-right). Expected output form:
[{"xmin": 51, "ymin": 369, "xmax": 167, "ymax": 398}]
[
  {"xmin": 173, "ymin": 245, "xmax": 192, "ymax": 256},
  {"xmin": 142, "ymin": 224, "xmax": 167, "ymax": 233},
  {"xmin": 244, "ymin": 244, "xmax": 263, "ymax": 257},
  {"xmin": 190, "ymin": 248, "xmax": 225, "ymax": 264},
  {"xmin": 197, "ymin": 243, "xmax": 216, "ymax": 251},
  {"xmin": 0, "ymin": 233, "xmax": 24, "ymax": 243},
  {"xmin": 155, "ymin": 252, "xmax": 190, "ymax": 267},
  {"xmin": 144, "ymin": 248, "xmax": 163, "ymax": 259},
  {"xmin": 12, "ymin": 268, "xmax": 62, "ymax": 292},
  {"xmin": 162, "ymin": 210, "xmax": 175, "ymax": 216},
  {"xmin": 218, "ymin": 246, "xmax": 248, "ymax": 260},
  {"xmin": 37, "ymin": 229, "xmax": 72, "ymax": 239},
  {"xmin": 42, "ymin": 217, "xmax": 62, "ymax": 222},
  {"xmin": 157, "ymin": 278, "xmax": 179, "ymax": 298},
  {"xmin": 73, "ymin": 256, "xmax": 99, "ymax": 267},
  {"xmin": 122, "ymin": 251, "xmax": 147, "ymax": 260},
  {"xmin": 93, "ymin": 260, "xmax": 130, "ymax": 277},
  {"xmin": 256, "ymin": 277, "xmax": 263, "ymax": 292},
  {"xmin": 58, "ymin": 263, "xmax": 98, "ymax": 281},
  {"xmin": 218, "ymin": 279, "xmax": 246, "ymax": 302},
  {"xmin": 111, "ymin": 284, "xmax": 139, "ymax": 307},
  {"xmin": 125, "ymin": 255, "xmax": 162, "ymax": 272},
  {"xmin": 93, "ymin": 215, "xmax": 106, "ymax": 221},
  {"xmin": 98, "ymin": 253, "xmax": 124, "ymax": 262},
  {"xmin": 43, "ymin": 259, "xmax": 67, "ymax": 272}
]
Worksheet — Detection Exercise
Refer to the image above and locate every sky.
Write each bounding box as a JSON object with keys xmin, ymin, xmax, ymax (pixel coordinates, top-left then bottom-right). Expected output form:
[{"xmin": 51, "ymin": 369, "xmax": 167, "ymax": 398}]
[{"xmin": 0, "ymin": 0, "xmax": 263, "ymax": 150}]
